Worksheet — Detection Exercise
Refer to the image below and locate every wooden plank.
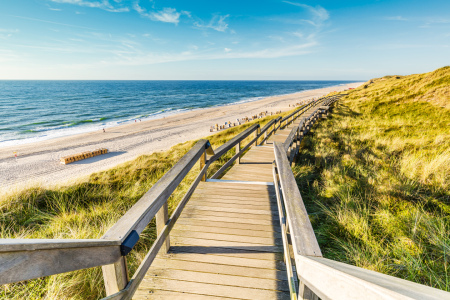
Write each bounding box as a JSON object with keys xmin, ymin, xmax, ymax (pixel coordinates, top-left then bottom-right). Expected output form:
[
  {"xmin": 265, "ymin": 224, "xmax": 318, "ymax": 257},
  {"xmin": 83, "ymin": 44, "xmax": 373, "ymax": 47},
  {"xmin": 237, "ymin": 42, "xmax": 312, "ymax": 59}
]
[
  {"xmin": 178, "ymin": 214, "xmax": 280, "ymax": 226},
  {"xmin": 142, "ymin": 268, "xmax": 289, "ymax": 292},
  {"xmin": 182, "ymin": 208, "xmax": 280, "ymax": 221},
  {"xmin": 183, "ymin": 207, "xmax": 279, "ymax": 222},
  {"xmin": 133, "ymin": 289, "xmax": 229, "ymax": 299},
  {"xmin": 0, "ymin": 245, "xmax": 121, "ymax": 285},
  {"xmin": 137, "ymin": 277, "xmax": 290, "ymax": 300},
  {"xmin": 171, "ymin": 237, "xmax": 282, "ymax": 253},
  {"xmin": 174, "ymin": 222, "xmax": 281, "ymax": 239},
  {"xmin": 174, "ymin": 218, "xmax": 282, "ymax": 234},
  {"xmin": 195, "ymin": 181, "xmax": 276, "ymax": 191},
  {"xmin": 192, "ymin": 189, "xmax": 276, "ymax": 198},
  {"xmin": 170, "ymin": 229, "xmax": 282, "ymax": 246},
  {"xmin": 188, "ymin": 198, "xmax": 277, "ymax": 210},
  {"xmin": 170, "ymin": 245, "xmax": 283, "ymax": 261},
  {"xmin": 193, "ymin": 185, "xmax": 275, "ymax": 195},
  {"xmin": 162, "ymin": 252, "xmax": 286, "ymax": 271},
  {"xmin": 189, "ymin": 195, "xmax": 276, "ymax": 205},
  {"xmin": 188, "ymin": 204, "xmax": 278, "ymax": 216},
  {"xmin": 0, "ymin": 238, "xmax": 120, "ymax": 252},
  {"xmin": 150, "ymin": 258, "xmax": 287, "ymax": 281},
  {"xmin": 221, "ymin": 173, "xmax": 274, "ymax": 182},
  {"xmin": 274, "ymin": 142, "xmax": 322, "ymax": 257}
]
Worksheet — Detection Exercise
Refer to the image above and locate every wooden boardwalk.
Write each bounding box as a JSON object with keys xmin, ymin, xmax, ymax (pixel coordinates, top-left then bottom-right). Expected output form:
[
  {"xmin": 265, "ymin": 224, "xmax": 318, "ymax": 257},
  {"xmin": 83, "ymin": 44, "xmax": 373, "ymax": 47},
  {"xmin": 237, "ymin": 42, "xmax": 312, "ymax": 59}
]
[
  {"xmin": 3, "ymin": 95, "xmax": 449, "ymax": 300},
  {"xmin": 133, "ymin": 106, "xmax": 320, "ymax": 299}
]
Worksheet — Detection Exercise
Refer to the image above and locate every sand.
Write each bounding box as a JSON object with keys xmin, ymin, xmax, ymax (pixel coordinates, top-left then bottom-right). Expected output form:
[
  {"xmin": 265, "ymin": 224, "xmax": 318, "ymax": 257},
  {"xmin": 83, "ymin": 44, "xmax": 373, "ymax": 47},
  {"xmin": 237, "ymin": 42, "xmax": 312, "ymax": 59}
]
[{"xmin": 0, "ymin": 82, "xmax": 363, "ymax": 193}]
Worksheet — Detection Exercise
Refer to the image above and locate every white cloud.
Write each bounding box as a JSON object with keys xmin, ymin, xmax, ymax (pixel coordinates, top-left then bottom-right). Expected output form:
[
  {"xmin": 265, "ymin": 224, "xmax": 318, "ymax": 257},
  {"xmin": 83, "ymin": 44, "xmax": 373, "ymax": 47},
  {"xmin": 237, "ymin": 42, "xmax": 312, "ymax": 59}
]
[
  {"xmin": 292, "ymin": 31, "xmax": 303, "ymax": 38},
  {"xmin": 283, "ymin": 1, "xmax": 329, "ymax": 23},
  {"xmin": 224, "ymin": 48, "xmax": 232, "ymax": 52},
  {"xmin": 50, "ymin": 0, "xmax": 129, "ymax": 12},
  {"xmin": 151, "ymin": 8, "xmax": 181, "ymax": 24},
  {"xmin": 195, "ymin": 15, "xmax": 230, "ymax": 32},
  {"xmin": 133, "ymin": 3, "xmax": 184, "ymax": 24}
]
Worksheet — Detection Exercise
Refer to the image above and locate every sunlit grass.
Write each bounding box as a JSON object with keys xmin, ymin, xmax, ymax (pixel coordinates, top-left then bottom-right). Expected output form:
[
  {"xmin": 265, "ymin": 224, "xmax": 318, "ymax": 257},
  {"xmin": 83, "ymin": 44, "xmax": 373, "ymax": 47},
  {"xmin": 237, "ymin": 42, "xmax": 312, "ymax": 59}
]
[{"xmin": 295, "ymin": 66, "xmax": 449, "ymax": 291}]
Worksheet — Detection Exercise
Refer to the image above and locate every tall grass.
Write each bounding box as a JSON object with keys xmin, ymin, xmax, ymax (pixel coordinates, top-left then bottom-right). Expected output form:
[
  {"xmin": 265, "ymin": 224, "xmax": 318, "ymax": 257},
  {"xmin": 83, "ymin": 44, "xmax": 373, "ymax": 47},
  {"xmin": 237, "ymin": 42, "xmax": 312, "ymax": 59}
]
[
  {"xmin": 294, "ymin": 66, "xmax": 449, "ymax": 291},
  {"xmin": 0, "ymin": 110, "xmax": 293, "ymax": 299}
]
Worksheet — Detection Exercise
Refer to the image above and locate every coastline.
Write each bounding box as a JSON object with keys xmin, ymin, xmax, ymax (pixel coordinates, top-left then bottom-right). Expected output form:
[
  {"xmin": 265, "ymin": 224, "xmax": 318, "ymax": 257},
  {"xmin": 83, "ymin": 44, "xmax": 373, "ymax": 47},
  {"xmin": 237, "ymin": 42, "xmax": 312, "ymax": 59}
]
[{"xmin": 0, "ymin": 82, "xmax": 363, "ymax": 192}]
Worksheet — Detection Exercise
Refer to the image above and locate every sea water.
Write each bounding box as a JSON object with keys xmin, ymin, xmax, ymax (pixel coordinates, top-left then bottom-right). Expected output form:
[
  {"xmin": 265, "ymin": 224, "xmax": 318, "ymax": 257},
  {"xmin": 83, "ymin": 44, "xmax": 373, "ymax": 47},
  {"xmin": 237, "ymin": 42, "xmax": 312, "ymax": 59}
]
[{"xmin": 0, "ymin": 80, "xmax": 353, "ymax": 147}]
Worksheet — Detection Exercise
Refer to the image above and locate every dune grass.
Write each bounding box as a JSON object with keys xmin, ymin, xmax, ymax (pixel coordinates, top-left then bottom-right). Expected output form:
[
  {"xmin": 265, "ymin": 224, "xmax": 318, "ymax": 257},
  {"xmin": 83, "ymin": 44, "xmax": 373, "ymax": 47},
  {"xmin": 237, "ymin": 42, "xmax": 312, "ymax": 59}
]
[
  {"xmin": 294, "ymin": 66, "xmax": 449, "ymax": 291},
  {"xmin": 0, "ymin": 110, "xmax": 293, "ymax": 300}
]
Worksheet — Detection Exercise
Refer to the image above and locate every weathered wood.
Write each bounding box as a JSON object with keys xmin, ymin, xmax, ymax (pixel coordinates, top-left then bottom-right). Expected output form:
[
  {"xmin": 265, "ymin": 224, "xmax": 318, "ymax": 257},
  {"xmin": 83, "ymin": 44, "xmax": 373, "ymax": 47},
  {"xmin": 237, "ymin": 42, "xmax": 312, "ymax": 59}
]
[
  {"xmin": 156, "ymin": 202, "xmax": 170, "ymax": 253},
  {"xmin": 102, "ymin": 162, "xmax": 209, "ymax": 300},
  {"xmin": 102, "ymin": 139, "xmax": 208, "ymax": 242},
  {"xmin": 137, "ymin": 276, "xmax": 290, "ymax": 300},
  {"xmin": 143, "ymin": 268, "xmax": 289, "ymax": 291},
  {"xmin": 102, "ymin": 257, "xmax": 129, "ymax": 296},
  {"xmin": 0, "ymin": 238, "xmax": 120, "ymax": 252},
  {"xmin": 200, "ymin": 150, "xmax": 206, "ymax": 181},
  {"xmin": 273, "ymin": 142, "xmax": 322, "ymax": 257},
  {"xmin": 150, "ymin": 257, "xmax": 287, "ymax": 281},
  {"xmin": 0, "ymin": 244, "xmax": 121, "ymax": 285},
  {"xmin": 273, "ymin": 164, "xmax": 298, "ymax": 300},
  {"xmin": 296, "ymin": 255, "xmax": 450, "ymax": 300},
  {"xmin": 210, "ymin": 124, "xmax": 259, "ymax": 163}
]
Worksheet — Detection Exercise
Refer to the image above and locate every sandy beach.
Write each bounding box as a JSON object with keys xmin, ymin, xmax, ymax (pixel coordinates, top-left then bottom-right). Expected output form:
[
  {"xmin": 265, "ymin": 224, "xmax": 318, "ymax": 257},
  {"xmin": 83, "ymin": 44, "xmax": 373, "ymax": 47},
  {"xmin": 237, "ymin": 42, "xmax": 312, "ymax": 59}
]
[{"xmin": 0, "ymin": 82, "xmax": 362, "ymax": 192}]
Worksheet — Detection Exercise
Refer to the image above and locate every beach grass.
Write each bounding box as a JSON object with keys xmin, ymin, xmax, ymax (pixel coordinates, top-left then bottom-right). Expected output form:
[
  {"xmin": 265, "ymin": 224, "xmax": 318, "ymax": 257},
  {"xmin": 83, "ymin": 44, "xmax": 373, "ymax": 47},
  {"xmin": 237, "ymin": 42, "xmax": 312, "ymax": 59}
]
[
  {"xmin": 294, "ymin": 66, "xmax": 449, "ymax": 291},
  {"xmin": 0, "ymin": 110, "xmax": 292, "ymax": 300}
]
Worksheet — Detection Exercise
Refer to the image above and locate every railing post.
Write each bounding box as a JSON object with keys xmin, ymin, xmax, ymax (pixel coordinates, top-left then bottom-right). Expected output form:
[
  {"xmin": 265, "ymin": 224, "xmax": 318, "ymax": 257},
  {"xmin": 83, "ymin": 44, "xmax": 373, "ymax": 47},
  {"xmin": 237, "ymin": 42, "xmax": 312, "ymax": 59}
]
[
  {"xmin": 156, "ymin": 202, "xmax": 170, "ymax": 253},
  {"xmin": 255, "ymin": 127, "xmax": 260, "ymax": 146},
  {"xmin": 102, "ymin": 257, "xmax": 129, "ymax": 296},
  {"xmin": 200, "ymin": 150, "xmax": 207, "ymax": 181},
  {"xmin": 236, "ymin": 142, "xmax": 241, "ymax": 164},
  {"xmin": 299, "ymin": 283, "xmax": 319, "ymax": 300}
]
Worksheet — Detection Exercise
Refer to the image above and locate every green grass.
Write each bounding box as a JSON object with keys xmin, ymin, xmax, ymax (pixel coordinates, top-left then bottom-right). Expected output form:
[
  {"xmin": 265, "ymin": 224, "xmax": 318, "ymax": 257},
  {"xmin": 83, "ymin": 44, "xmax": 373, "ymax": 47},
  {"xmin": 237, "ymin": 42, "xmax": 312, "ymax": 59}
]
[
  {"xmin": 0, "ymin": 110, "xmax": 292, "ymax": 300},
  {"xmin": 294, "ymin": 66, "xmax": 449, "ymax": 291}
]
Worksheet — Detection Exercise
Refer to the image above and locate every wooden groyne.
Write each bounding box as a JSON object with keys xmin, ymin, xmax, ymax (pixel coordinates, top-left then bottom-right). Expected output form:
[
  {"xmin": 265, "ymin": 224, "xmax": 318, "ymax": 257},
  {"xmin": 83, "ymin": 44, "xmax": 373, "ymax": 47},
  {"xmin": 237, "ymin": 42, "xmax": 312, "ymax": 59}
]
[
  {"xmin": 60, "ymin": 148, "xmax": 108, "ymax": 165},
  {"xmin": 1, "ymin": 95, "xmax": 448, "ymax": 300}
]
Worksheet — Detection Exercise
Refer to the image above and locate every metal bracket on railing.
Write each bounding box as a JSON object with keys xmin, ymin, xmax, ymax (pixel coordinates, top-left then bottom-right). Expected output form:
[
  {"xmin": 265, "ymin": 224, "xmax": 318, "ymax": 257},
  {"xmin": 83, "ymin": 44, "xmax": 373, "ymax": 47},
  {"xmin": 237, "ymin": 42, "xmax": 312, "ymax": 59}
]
[
  {"xmin": 205, "ymin": 140, "xmax": 215, "ymax": 156},
  {"xmin": 120, "ymin": 230, "xmax": 139, "ymax": 256}
]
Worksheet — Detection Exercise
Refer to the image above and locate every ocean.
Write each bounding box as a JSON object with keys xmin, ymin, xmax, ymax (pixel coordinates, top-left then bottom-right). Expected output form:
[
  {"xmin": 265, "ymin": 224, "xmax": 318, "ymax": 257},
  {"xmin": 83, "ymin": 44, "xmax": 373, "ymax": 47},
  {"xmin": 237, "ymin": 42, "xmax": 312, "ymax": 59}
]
[{"xmin": 0, "ymin": 80, "xmax": 353, "ymax": 147}]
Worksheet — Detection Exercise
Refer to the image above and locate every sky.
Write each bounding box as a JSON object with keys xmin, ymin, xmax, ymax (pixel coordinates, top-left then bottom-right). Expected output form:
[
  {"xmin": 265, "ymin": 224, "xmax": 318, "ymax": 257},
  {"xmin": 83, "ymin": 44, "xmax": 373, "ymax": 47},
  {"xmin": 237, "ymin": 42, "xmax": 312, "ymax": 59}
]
[{"xmin": 0, "ymin": 0, "xmax": 449, "ymax": 80}]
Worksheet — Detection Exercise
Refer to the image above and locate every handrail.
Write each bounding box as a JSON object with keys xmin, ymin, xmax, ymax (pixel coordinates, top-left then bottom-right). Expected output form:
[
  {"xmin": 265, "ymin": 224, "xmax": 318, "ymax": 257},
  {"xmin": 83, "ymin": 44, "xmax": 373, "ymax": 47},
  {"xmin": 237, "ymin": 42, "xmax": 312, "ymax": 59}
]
[
  {"xmin": 102, "ymin": 139, "xmax": 210, "ymax": 242},
  {"xmin": 0, "ymin": 239, "xmax": 122, "ymax": 285},
  {"xmin": 273, "ymin": 142, "xmax": 322, "ymax": 257},
  {"xmin": 272, "ymin": 95, "xmax": 450, "ymax": 299},
  {"xmin": 209, "ymin": 124, "xmax": 259, "ymax": 164},
  {"xmin": 210, "ymin": 115, "xmax": 282, "ymax": 179}
]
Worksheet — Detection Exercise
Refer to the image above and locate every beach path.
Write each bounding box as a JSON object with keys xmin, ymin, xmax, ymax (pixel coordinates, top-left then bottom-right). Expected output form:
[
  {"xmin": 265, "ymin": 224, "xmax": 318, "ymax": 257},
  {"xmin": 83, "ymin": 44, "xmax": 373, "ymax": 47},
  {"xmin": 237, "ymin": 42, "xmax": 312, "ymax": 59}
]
[{"xmin": 132, "ymin": 98, "xmax": 324, "ymax": 299}]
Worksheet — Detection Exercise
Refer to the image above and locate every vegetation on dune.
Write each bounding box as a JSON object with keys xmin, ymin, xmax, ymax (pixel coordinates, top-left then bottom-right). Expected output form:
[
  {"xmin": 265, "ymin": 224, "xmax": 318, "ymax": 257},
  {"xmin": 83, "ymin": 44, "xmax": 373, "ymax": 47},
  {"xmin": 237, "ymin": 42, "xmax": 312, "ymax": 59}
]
[
  {"xmin": 0, "ymin": 111, "xmax": 288, "ymax": 300},
  {"xmin": 295, "ymin": 66, "xmax": 449, "ymax": 291}
]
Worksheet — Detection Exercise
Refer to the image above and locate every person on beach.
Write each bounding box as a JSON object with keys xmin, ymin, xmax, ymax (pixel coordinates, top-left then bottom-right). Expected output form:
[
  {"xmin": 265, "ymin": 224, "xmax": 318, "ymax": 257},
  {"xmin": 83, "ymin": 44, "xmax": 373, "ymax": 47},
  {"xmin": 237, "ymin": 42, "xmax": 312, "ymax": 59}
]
[{"xmin": 103, "ymin": 128, "xmax": 105, "ymax": 133}]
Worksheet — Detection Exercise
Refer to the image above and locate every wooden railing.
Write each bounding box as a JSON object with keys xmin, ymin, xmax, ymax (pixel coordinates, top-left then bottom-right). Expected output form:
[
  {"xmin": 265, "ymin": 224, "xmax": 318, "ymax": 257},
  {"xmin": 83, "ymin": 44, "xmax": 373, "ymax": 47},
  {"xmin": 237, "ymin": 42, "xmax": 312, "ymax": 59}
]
[
  {"xmin": 272, "ymin": 97, "xmax": 450, "ymax": 300},
  {"xmin": 0, "ymin": 103, "xmax": 306, "ymax": 299}
]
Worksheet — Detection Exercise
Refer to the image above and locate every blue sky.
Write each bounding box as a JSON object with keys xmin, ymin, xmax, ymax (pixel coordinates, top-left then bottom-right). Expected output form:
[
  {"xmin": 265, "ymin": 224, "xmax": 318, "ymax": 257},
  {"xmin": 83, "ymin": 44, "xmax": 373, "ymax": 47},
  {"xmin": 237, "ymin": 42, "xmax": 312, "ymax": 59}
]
[{"xmin": 0, "ymin": 0, "xmax": 449, "ymax": 79}]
